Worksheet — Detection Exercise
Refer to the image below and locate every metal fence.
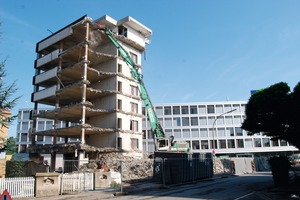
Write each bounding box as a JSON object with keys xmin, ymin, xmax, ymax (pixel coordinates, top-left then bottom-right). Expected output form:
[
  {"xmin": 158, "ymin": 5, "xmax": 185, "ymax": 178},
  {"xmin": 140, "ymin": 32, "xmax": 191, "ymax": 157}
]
[
  {"xmin": 153, "ymin": 157, "xmax": 213, "ymax": 185},
  {"xmin": 60, "ymin": 172, "xmax": 94, "ymax": 194}
]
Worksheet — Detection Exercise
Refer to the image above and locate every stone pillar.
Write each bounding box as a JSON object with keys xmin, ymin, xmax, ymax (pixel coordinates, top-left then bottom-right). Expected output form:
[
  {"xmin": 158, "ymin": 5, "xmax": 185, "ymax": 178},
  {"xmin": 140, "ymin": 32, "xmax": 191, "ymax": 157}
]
[{"xmin": 35, "ymin": 173, "xmax": 60, "ymax": 197}]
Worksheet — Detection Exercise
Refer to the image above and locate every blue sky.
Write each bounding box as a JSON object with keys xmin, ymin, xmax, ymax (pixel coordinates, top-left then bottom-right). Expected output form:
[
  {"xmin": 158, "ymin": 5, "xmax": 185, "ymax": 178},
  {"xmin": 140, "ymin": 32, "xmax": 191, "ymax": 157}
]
[{"xmin": 1, "ymin": 0, "xmax": 300, "ymax": 137}]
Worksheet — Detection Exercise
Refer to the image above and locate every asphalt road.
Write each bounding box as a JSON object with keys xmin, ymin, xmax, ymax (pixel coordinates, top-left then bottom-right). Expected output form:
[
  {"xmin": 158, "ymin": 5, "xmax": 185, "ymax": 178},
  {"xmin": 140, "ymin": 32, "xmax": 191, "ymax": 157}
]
[{"xmin": 112, "ymin": 172, "xmax": 297, "ymax": 200}]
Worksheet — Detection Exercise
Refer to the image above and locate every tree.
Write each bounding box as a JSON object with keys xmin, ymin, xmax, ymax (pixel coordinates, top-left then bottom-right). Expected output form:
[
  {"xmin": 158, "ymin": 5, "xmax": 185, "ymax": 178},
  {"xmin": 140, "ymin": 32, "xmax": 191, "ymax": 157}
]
[
  {"xmin": 0, "ymin": 22, "xmax": 21, "ymax": 147},
  {"xmin": 242, "ymin": 82, "xmax": 300, "ymax": 149},
  {"xmin": 4, "ymin": 136, "xmax": 18, "ymax": 155}
]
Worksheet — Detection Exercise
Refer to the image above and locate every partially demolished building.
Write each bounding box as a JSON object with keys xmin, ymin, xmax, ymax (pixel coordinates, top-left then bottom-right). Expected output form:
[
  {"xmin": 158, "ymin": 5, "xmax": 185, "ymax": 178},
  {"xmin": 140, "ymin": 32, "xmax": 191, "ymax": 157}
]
[{"xmin": 29, "ymin": 15, "xmax": 152, "ymax": 169}]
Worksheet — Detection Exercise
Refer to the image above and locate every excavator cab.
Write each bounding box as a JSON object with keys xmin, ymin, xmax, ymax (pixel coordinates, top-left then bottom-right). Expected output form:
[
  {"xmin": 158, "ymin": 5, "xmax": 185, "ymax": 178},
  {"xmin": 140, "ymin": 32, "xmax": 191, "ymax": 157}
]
[
  {"xmin": 156, "ymin": 136, "xmax": 190, "ymax": 152},
  {"xmin": 156, "ymin": 138, "xmax": 171, "ymax": 151}
]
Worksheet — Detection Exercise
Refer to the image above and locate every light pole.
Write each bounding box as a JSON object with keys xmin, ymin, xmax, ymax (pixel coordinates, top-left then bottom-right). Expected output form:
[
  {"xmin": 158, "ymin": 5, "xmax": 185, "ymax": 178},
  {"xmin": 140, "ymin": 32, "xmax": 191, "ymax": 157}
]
[{"xmin": 212, "ymin": 108, "xmax": 237, "ymax": 156}]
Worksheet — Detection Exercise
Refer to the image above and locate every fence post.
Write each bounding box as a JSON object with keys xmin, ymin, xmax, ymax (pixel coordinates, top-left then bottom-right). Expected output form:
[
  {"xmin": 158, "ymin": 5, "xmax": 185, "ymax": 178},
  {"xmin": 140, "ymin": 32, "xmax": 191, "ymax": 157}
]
[
  {"xmin": 120, "ymin": 160, "xmax": 123, "ymax": 193},
  {"xmin": 162, "ymin": 158, "xmax": 165, "ymax": 186}
]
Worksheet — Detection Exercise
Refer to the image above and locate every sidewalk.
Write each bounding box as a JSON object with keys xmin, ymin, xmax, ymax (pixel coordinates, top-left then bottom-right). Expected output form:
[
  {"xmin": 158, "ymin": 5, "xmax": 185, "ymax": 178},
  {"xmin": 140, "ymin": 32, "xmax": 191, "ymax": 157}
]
[{"xmin": 24, "ymin": 182, "xmax": 162, "ymax": 200}]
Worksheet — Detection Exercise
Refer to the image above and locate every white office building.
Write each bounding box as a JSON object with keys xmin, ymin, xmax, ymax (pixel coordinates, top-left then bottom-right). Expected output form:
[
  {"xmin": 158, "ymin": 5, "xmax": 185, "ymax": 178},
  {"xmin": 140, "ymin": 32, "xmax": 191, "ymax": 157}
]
[{"xmin": 142, "ymin": 101, "xmax": 298, "ymax": 156}]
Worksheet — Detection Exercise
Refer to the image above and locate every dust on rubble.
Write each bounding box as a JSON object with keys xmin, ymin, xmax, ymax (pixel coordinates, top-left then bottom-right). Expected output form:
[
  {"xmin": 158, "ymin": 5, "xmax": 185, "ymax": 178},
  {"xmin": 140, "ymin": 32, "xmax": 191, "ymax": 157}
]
[{"xmin": 83, "ymin": 153, "xmax": 154, "ymax": 181}]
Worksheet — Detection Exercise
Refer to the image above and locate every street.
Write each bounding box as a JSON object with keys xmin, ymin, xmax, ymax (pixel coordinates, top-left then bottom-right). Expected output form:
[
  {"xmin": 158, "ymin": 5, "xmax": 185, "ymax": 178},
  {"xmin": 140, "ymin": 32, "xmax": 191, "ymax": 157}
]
[{"xmin": 111, "ymin": 172, "xmax": 286, "ymax": 200}]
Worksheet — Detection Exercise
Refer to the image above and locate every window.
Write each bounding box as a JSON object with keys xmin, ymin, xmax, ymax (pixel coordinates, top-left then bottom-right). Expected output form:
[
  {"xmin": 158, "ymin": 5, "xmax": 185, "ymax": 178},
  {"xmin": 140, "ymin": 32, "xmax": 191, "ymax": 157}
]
[
  {"xmin": 201, "ymin": 140, "xmax": 209, "ymax": 149},
  {"xmin": 199, "ymin": 117, "xmax": 207, "ymax": 125},
  {"xmin": 174, "ymin": 129, "xmax": 181, "ymax": 138},
  {"xmin": 165, "ymin": 129, "xmax": 172, "ymax": 137},
  {"xmin": 37, "ymin": 135, "xmax": 44, "ymax": 142},
  {"xmin": 164, "ymin": 106, "xmax": 171, "ymax": 115},
  {"xmin": 118, "ymin": 64, "xmax": 122, "ymax": 73},
  {"xmin": 173, "ymin": 106, "xmax": 180, "ymax": 115},
  {"xmin": 225, "ymin": 116, "xmax": 233, "ymax": 124},
  {"xmin": 245, "ymin": 138, "xmax": 253, "ymax": 148},
  {"xmin": 234, "ymin": 116, "xmax": 242, "ymax": 124},
  {"xmin": 118, "ymin": 26, "xmax": 127, "ymax": 37},
  {"xmin": 55, "ymin": 122, "xmax": 60, "ymax": 129},
  {"xmin": 130, "ymin": 120, "xmax": 138, "ymax": 131},
  {"xmin": 280, "ymin": 140, "xmax": 288, "ymax": 146},
  {"xmin": 155, "ymin": 107, "xmax": 163, "ymax": 115},
  {"xmin": 173, "ymin": 117, "xmax": 181, "ymax": 126},
  {"xmin": 148, "ymin": 130, "xmax": 153, "ymax": 139},
  {"xmin": 23, "ymin": 111, "xmax": 30, "ymax": 119},
  {"xmin": 142, "ymin": 130, "xmax": 146, "ymax": 139},
  {"xmin": 236, "ymin": 139, "xmax": 244, "ymax": 148},
  {"xmin": 131, "ymin": 102, "xmax": 138, "ymax": 113},
  {"xmin": 130, "ymin": 85, "xmax": 139, "ymax": 96},
  {"xmin": 118, "ymin": 118, "xmax": 122, "ymax": 129},
  {"xmin": 226, "ymin": 127, "xmax": 234, "ymax": 137},
  {"xmin": 191, "ymin": 129, "xmax": 199, "ymax": 138},
  {"xmin": 18, "ymin": 111, "xmax": 22, "ymax": 119},
  {"xmin": 254, "ymin": 138, "xmax": 262, "ymax": 147},
  {"xmin": 241, "ymin": 104, "xmax": 246, "ymax": 113},
  {"xmin": 37, "ymin": 121, "xmax": 44, "ymax": 130},
  {"xmin": 224, "ymin": 104, "xmax": 232, "ymax": 112},
  {"xmin": 118, "ymin": 81, "xmax": 122, "ymax": 92},
  {"xmin": 207, "ymin": 105, "xmax": 215, "ymax": 114},
  {"xmin": 272, "ymin": 139, "xmax": 279, "ymax": 147},
  {"xmin": 210, "ymin": 140, "xmax": 218, "ymax": 149},
  {"xmin": 45, "ymin": 136, "xmax": 52, "ymax": 142},
  {"xmin": 21, "ymin": 122, "xmax": 29, "ymax": 131},
  {"xmin": 158, "ymin": 118, "xmax": 163, "ymax": 125},
  {"xmin": 227, "ymin": 139, "xmax": 235, "ymax": 148},
  {"xmin": 215, "ymin": 105, "xmax": 223, "ymax": 114},
  {"xmin": 200, "ymin": 128, "xmax": 208, "ymax": 137},
  {"xmin": 208, "ymin": 116, "xmax": 215, "ymax": 125},
  {"xmin": 198, "ymin": 105, "xmax": 206, "ymax": 114},
  {"xmin": 219, "ymin": 140, "xmax": 226, "ymax": 149},
  {"xmin": 46, "ymin": 121, "xmax": 53, "ymax": 130},
  {"xmin": 190, "ymin": 117, "xmax": 198, "ymax": 126},
  {"xmin": 142, "ymin": 107, "xmax": 145, "ymax": 116},
  {"xmin": 192, "ymin": 141, "xmax": 200, "ymax": 150},
  {"xmin": 181, "ymin": 106, "xmax": 189, "ymax": 114},
  {"xmin": 190, "ymin": 106, "xmax": 197, "ymax": 114},
  {"xmin": 118, "ymin": 99, "xmax": 122, "ymax": 110},
  {"xmin": 217, "ymin": 128, "xmax": 226, "ymax": 137},
  {"xmin": 182, "ymin": 129, "xmax": 190, "ymax": 138},
  {"xmin": 130, "ymin": 52, "xmax": 138, "ymax": 64},
  {"xmin": 20, "ymin": 145, "xmax": 27, "ymax": 153},
  {"xmin": 131, "ymin": 138, "xmax": 139, "ymax": 150},
  {"xmin": 118, "ymin": 137, "xmax": 122, "ymax": 149},
  {"xmin": 233, "ymin": 104, "xmax": 240, "ymax": 112},
  {"xmin": 21, "ymin": 133, "xmax": 27, "ymax": 142},
  {"xmin": 182, "ymin": 117, "xmax": 189, "ymax": 126},
  {"xmin": 165, "ymin": 118, "xmax": 172, "ymax": 127},
  {"xmin": 235, "ymin": 127, "xmax": 243, "ymax": 136},
  {"xmin": 263, "ymin": 138, "xmax": 270, "ymax": 147},
  {"xmin": 216, "ymin": 116, "xmax": 224, "ymax": 125},
  {"xmin": 209, "ymin": 128, "xmax": 217, "ymax": 138}
]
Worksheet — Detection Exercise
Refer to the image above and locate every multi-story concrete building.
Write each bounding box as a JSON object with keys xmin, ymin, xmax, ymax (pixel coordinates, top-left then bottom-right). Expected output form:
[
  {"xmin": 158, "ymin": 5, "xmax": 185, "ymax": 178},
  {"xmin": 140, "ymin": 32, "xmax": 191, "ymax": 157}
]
[
  {"xmin": 142, "ymin": 101, "xmax": 299, "ymax": 156},
  {"xmin": 28, "ymin": 15, "xmax": 152, "ymax": 169}
]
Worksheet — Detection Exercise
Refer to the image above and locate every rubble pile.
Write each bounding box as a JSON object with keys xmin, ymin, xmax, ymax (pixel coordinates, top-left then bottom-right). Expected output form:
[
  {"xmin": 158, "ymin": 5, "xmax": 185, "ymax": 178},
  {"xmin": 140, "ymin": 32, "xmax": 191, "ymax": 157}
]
[
  {"xmin": 91, "ymin": 153, "xmax": 154, "ymax": 180},
  {"xmin": 213, "ymin": 158, "xmax": 235, "ymax": 174}
]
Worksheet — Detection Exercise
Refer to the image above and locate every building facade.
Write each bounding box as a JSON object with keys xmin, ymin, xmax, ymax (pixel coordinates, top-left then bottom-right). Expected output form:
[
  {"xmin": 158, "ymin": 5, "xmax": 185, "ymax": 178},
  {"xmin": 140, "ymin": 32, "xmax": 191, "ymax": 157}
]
[
  {"xmin": 27, "ymin": 15, "xmax": 152, "ymax": 169},
  {"xmin": 142, "ymin": 101, "xmax": 298, "ymax": 156}
]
